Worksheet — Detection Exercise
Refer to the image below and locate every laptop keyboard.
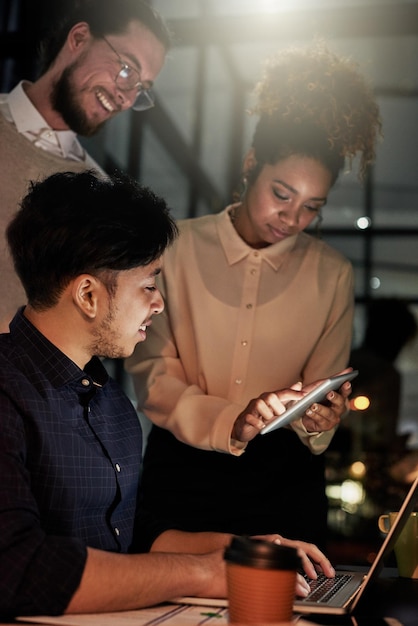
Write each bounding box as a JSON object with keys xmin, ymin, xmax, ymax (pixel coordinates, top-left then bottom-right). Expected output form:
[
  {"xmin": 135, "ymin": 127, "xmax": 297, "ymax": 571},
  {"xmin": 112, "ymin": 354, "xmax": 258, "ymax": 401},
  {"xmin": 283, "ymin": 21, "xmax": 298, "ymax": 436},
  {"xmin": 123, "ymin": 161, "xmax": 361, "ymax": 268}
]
[{"xmin": 301, "ymin": 573, "xmax": 353, "ymax": 603}]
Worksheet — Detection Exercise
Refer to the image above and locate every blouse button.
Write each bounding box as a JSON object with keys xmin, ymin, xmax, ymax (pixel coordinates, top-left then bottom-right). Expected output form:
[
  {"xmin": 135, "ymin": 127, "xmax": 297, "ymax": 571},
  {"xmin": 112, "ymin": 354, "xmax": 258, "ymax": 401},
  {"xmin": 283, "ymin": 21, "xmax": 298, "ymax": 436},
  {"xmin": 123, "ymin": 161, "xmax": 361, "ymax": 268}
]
[
  {"xmin": 241, "ymin": 340, "xmax": 248, "ymax": 346},
  {"xmin": 246, "ymin": 303, "xmax": 253, "ymax": 309},
  {"xmin": 114, "ymin": 527, "xmax": 120, "ymax": 536},
  {"xmin": 235, "ymin": 379, "xmax": 242, "ymax": 385},
  {"xmin": 115, "ymin": 463, "xmax": 121, "ymax": 473}
]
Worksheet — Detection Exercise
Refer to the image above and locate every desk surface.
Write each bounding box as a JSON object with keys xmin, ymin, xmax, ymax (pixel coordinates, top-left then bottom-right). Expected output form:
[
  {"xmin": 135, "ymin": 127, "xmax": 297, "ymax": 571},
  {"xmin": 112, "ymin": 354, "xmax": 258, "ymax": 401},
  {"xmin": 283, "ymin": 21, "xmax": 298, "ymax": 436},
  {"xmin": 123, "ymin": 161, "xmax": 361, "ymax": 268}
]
[
  {"xmin": 4, "ymin": 570, "xmax": 417, "ymax": 626},
  {"xmin": 2, "ymin": 605, "xmax": 315, "ymax": 626}
]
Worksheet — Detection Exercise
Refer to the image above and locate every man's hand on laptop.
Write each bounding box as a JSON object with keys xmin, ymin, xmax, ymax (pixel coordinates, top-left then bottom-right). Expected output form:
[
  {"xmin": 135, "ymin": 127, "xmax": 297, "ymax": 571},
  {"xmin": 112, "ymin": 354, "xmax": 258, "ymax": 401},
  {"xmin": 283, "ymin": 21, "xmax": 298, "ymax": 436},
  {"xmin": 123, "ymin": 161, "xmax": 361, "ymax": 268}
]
[{"xmin": 252, "ymin": 533, "xmax": 336, "ymax": 597}]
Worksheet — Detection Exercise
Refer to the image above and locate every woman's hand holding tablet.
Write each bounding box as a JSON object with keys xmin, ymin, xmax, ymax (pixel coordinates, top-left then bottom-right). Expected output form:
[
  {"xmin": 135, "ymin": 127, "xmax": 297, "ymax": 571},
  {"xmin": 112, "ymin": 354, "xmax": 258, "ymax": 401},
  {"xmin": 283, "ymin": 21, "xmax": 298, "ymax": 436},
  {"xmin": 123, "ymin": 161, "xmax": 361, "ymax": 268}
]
[{"xmin": 260, "ymin": 370, "xmax": 358, "ymax": 435}]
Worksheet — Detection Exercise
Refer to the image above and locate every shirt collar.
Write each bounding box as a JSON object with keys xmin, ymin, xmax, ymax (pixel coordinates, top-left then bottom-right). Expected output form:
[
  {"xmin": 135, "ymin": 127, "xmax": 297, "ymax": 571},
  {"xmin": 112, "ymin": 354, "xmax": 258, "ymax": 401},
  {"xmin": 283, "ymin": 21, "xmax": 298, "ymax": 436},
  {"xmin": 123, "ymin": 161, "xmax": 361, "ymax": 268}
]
[
  {"xmin": 9, "ymin": 307, "xmax": 109, "ymax": 389},
  {"xmin": 217, "ymin": 204, "xmax": 298, "ymax": 271},
  {"xmin": 7, "ymin": 81, "xmax": 83, "ymax": 159}
]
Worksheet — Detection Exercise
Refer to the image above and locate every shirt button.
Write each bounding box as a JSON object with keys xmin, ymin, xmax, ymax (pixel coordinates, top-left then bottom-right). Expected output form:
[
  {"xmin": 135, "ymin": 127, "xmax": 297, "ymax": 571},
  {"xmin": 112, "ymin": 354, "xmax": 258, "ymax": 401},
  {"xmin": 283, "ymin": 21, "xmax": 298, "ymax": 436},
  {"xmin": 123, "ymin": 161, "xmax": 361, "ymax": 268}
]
[
  {"xmin": 241, "ymin": 340, "xmax": 248, "ymax": 346},
  {"xmin": 235, "ymin": 379, "xmax": 242, "ymax": 385},
  {"xmin": 246, "ymin": 303, "xmax": 253, "ymax": 309},
  {"xmin": 81, "ymin": 378, "xmax": 90, "ymax": 387},
  {"xmin": 250, "ymin": 269, "xmax": 257, "ymax": 275},
  {"xmin": 114, "ymin": 527, "xmax": 120, "ymax": 536},
  {"xmin": 115, "ymin": 463, "xmax": 121, "ymax": 472}
]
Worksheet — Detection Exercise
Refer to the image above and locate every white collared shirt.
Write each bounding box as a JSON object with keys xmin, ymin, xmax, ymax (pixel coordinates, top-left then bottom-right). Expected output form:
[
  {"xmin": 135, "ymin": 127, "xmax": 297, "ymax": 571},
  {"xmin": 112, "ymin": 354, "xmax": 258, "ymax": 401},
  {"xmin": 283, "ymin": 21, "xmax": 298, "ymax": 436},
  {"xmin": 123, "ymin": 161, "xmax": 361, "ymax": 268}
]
[{"xmin": 0, "ymin": 81, "xmax": 100, "ymax": 167}]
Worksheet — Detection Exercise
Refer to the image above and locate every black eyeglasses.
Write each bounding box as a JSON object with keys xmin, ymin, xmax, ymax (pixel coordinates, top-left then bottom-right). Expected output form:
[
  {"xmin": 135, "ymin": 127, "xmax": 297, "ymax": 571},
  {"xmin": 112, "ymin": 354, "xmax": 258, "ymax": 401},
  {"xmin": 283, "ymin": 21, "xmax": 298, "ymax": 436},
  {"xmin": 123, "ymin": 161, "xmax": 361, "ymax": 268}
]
[{"xmin": 102, "ymin": 37, "xmax": 155, "ymax": 111}]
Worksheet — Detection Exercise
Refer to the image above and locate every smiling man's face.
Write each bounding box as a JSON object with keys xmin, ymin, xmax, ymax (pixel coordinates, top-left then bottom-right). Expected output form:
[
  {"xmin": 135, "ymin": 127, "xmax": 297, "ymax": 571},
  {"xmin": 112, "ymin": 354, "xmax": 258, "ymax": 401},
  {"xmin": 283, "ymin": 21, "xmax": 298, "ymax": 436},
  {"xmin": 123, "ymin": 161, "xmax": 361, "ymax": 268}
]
[{"xmin": 51, "ymin": 20, "xmax": 166, "ymax": 136}]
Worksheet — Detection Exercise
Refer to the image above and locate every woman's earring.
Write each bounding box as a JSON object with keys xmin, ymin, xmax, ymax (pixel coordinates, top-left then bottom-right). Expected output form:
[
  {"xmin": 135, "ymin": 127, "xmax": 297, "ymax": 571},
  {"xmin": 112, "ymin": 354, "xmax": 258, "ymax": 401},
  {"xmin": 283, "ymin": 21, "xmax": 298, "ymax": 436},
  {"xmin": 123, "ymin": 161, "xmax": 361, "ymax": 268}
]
[
  {"xmin": 240, "ymin": 175, "xmax": 248, "ymax": 201},
  {"xmin": 315, "ymin": 211, "xmax": 323, "ymax": 238},
  {"xmin": 232, "ymin": 172, "xmax": 250, "ymax": 203}
]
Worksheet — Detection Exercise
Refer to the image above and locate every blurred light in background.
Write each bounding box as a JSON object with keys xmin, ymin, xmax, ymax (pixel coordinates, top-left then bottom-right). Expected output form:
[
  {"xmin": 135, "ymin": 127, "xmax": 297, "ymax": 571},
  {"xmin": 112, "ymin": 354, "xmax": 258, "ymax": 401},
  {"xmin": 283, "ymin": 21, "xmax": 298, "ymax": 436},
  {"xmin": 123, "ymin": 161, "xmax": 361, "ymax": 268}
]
[
  {"xmin": 326, "ymin": 479, "xmax": 365, "ymax": 512},
  {"xmin": 350, "ymin": 395, "xmax": 371, "ymax": 411},
  {"xmin": 356, "ymin": 216, "xmax": 372, "ymax": 230},
  {"xmin": 349, "ymin": 461, "xmax": 367, "ymax": 479}
]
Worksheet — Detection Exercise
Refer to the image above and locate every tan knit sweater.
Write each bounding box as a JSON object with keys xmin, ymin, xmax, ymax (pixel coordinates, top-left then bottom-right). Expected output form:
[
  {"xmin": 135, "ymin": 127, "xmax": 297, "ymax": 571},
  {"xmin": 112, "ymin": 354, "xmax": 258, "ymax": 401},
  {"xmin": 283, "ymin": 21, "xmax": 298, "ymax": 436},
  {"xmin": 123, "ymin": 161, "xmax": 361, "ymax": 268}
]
[{"xmin": 0, "ymin": 115, "xmax": 96, "ymax": 330}]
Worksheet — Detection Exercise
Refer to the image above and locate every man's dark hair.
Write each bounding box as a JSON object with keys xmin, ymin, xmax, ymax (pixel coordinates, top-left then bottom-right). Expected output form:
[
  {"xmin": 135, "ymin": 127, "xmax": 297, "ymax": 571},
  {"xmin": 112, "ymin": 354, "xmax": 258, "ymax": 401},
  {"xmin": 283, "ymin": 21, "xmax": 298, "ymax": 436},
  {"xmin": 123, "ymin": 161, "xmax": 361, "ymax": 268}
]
[
  {"xmin": 39, "ymin": 0, "xmax": 172, "ymax": 74},
  {"xmin": 6, "ymin": 170, "xmax": 178, "ymax": 310}
]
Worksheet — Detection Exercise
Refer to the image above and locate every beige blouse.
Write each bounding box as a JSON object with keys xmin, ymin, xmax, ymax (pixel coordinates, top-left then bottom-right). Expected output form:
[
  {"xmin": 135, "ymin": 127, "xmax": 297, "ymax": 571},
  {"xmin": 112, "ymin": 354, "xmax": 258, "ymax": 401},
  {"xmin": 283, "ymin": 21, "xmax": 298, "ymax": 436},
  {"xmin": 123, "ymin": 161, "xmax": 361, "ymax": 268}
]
[{"xmin": 126, "ymin": 206, "xmax": 354, "ymax": 456}]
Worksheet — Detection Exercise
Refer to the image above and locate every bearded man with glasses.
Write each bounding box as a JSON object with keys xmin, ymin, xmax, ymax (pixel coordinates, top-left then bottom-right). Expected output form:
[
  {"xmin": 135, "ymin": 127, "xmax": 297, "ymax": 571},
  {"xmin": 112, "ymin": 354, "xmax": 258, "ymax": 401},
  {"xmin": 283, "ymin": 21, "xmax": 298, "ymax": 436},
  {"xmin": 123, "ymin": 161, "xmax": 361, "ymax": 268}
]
[{"xmin": 0, "ymin": 0, "xmax": 171, "ymax": 332}]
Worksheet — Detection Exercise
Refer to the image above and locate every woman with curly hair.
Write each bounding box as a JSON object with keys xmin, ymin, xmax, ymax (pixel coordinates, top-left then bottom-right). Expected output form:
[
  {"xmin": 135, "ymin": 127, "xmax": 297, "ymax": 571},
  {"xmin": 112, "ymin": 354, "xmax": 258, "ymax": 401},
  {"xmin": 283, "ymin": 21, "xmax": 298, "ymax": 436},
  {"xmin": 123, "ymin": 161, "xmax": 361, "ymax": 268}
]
[{"xmin": 126, "ymin": 41, "xmax": 382, "ymax": 550}]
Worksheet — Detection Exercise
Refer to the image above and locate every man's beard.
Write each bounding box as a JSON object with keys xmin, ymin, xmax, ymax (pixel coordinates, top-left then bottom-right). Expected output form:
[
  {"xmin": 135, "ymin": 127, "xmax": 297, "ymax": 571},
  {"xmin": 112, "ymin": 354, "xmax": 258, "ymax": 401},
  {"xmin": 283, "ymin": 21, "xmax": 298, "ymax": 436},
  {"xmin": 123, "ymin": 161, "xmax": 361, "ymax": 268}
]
[
  {"xmin": 50, "ymin": 64, "xmax": 105, "ymax": 137},
  {"xmin": 88, "ymin": 301, "xmax": 127, "ymax": 360}
]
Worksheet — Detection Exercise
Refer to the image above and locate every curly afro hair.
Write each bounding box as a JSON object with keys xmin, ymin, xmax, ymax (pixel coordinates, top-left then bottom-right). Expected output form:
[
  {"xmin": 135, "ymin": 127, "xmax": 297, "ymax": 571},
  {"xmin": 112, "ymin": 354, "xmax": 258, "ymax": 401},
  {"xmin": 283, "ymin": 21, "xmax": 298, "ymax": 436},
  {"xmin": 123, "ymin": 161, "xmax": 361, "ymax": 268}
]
[{"xmin": 249, "ymin": 40, "xmax": 382, "ymax": 183}]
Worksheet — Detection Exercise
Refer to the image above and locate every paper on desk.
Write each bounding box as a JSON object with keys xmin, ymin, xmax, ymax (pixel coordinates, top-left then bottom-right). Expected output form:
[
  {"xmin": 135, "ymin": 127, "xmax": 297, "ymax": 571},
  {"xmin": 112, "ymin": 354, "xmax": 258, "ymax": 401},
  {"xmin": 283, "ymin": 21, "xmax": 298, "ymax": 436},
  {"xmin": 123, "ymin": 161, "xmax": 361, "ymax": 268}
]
[
  {"xmin": 16, "ymin": 603, "xmax": 228, "ymax": 626},
  {"xmin": 172, "ymin": 596, "xmax": 228, "ymax": 607},
  {"xmin": 16, "ymin": 604, "xmax": 320, "ymax": 625}
]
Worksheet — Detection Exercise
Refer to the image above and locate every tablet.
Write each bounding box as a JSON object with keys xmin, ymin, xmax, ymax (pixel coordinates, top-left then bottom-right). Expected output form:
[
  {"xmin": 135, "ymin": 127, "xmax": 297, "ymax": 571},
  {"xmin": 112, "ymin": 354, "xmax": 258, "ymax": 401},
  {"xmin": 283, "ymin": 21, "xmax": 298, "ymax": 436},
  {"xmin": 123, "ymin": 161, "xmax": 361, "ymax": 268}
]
[{"xmin": 260, "ymin": 370, "xmax": 358, "ymax": 435}]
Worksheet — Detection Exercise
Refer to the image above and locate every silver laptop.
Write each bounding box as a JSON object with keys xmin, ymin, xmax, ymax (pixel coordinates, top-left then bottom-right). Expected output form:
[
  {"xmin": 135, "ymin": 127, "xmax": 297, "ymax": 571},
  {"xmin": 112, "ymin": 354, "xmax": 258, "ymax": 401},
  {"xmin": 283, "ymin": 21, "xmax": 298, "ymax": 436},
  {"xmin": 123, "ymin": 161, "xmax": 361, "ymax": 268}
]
[
  {"xmin": 174, "ymin": 475, "xmax": 418, "ymax": 616},
  {"xmin": 294, "ymin": 473, "xmax": 418, "ymax": 616}
]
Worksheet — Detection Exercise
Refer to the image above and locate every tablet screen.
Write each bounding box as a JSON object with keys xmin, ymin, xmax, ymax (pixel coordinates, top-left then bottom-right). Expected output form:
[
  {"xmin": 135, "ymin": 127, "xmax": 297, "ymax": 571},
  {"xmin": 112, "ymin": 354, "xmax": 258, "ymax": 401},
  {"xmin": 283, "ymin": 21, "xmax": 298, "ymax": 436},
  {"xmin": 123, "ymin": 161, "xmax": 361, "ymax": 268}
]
[{"xmin": 260, "ymin": 370, "xmax": 358, "ymax": 435}]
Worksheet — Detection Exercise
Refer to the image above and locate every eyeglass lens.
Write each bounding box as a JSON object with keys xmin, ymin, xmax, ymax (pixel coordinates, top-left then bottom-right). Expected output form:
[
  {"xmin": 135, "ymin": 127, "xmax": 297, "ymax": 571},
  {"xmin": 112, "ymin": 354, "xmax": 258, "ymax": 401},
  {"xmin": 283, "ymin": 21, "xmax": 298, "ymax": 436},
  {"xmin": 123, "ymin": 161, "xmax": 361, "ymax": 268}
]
[
  {"xmin": 103, "ymin": 37, "xmax": 154, "ymax": 111},
  {"xmin": 132, "ymin": 89, "xmax": 155, "ymax": 111}
]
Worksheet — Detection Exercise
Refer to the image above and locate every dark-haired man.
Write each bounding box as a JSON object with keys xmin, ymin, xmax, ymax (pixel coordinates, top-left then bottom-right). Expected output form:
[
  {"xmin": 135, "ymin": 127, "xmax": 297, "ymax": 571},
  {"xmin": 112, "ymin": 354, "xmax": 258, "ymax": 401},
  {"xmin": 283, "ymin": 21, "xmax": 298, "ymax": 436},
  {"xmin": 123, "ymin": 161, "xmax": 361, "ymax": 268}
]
[{"xmin": 0, "ymin": 170, "xmax": 334, "ymax": 618}]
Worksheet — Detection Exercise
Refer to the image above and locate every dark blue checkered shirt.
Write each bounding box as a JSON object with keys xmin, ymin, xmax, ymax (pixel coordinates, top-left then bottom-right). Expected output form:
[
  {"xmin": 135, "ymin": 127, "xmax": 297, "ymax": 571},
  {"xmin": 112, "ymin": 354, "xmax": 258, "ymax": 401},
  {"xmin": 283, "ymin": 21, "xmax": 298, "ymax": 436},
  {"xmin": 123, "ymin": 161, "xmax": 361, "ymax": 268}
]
[{"xmin": 0, "ymin": 309, "xmax": 143, "ymax": 617}]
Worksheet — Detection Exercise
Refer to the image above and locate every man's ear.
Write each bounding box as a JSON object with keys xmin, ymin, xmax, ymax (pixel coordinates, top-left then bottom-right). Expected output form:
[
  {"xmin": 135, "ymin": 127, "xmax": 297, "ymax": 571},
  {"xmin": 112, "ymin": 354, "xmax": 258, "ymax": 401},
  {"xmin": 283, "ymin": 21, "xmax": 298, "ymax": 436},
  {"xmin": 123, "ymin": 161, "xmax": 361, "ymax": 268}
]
[
  {"xmin": 67, "ymin": 22, "xmax": 92, "ymax": 54},
  {"xmin": 242, "ymin": 147, "xmax": 257, "ymax": 176},
  {"xmin": 72, "ymin": 275, "xmax": 100, "ymax": 319}
]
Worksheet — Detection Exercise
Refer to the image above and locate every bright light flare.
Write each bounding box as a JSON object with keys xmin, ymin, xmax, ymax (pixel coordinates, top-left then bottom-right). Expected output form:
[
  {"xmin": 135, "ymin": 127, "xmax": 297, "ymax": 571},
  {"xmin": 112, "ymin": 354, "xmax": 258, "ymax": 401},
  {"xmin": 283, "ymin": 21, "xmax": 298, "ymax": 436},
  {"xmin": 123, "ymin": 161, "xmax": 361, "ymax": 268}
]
[
  {"xmin": 356, "ymin": 216, "xmax": 372, "ymax": 230},
  {"xmin": 350, "ymin": 461, "xmax": 366, "ymax": 479},
  {"xmin": 341, "ymin": 479, "xmax": 365, "ymax": 506},
  {"xmin": 256, "ymin": 0, "xmax": 311, "ymax": 12},
  {"xmin": 350, "ymin": 395, "xmax": 371, "ymax": 411}
]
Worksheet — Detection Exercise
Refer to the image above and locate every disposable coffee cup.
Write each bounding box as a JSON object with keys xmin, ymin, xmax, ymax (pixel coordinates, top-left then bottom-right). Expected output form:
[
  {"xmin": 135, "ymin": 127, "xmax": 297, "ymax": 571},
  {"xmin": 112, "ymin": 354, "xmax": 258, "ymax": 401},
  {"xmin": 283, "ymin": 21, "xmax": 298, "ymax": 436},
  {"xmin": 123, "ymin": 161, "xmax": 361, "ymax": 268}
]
[{"xmin": 224, "ymin": 536, "xmax": 301, "ymax": 624}]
